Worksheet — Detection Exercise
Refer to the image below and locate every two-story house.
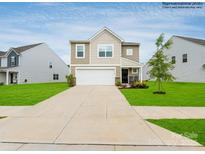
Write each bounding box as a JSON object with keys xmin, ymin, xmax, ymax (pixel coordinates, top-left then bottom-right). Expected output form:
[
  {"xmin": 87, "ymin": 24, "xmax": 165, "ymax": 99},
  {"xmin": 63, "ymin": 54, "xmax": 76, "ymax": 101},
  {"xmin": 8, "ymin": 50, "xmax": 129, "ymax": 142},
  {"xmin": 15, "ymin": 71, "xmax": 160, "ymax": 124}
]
[
  {"xmin": 70, "ymin": 27, "xmax": 143, "ymax": 85},
  {"xmin": 143, "ymin": 35, "xmax": 205, "ymax": 82},
  {"xmin": 163, "ymin": 35, "xmax": 205, "ymax": 82},
  {"xmin": 0, "ymin": 43, "xmax": 68, "ymax": 85}
]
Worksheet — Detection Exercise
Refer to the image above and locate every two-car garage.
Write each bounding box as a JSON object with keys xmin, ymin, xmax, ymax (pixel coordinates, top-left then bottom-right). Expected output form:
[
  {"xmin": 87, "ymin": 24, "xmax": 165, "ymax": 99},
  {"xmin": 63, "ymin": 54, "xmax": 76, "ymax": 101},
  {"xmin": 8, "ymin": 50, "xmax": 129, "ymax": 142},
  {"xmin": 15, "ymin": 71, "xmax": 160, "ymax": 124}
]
[{"xmin": 75, "ymin": 67, "xmax": 116, "ymax": 85}]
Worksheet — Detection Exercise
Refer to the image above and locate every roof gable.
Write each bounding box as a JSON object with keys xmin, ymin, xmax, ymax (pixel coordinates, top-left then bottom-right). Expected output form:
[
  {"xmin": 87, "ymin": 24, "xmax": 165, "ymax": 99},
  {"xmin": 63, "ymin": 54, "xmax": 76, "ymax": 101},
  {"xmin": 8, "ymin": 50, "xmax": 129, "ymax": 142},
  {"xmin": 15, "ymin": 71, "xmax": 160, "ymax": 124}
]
[
  {"xmin": 174, "ymin": 35, "xmax": 205, "ymax": 47},
  {"xmin": 89, "ymin": 27, "xmax": 124, "ymax": 42},
  {"xmin": 5, "ymin": 48, "xmax": 20, "ymax": 57}
]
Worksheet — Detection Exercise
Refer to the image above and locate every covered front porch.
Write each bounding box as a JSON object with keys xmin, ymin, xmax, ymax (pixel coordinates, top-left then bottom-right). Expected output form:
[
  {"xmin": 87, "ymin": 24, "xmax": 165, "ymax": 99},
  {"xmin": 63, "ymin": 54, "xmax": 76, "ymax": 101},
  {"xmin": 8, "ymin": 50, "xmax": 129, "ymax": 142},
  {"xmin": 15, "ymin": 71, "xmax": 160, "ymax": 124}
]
[
  {"xmin": 0, "ymin": 70, "xmax": 19, "ymax": 85},
  {"xmin": 121, "ymin": 57, "xmax": 143, "ymax": 84}
]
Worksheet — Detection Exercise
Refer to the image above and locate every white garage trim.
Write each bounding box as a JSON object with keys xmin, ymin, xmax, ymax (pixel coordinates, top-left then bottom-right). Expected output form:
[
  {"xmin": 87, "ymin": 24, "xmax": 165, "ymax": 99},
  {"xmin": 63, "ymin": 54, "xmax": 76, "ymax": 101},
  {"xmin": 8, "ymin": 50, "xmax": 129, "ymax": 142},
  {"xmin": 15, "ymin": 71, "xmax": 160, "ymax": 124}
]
[
  {"xmin": 75, "ymin": 67, "xmax": 116, "ymax": 73},
  {"xmin": 75, "ymin": 67, "xmax": 116, "ymax": 85},
  {"xmin": 75, "ymin": 66, "xmax": 116, "ymax": 77},
  {"xmin": 71, "ymin": 64, "xmax": 120, "ymax": 67}
]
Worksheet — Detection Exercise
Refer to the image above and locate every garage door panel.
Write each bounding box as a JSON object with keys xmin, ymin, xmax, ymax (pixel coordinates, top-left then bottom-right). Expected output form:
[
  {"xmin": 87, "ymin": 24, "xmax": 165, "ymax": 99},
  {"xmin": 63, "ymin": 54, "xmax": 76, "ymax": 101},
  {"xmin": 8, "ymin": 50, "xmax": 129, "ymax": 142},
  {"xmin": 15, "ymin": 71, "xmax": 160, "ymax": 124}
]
[{"xmin": 76, "ymin": 69, "xmax": 115, "ymax": 85}]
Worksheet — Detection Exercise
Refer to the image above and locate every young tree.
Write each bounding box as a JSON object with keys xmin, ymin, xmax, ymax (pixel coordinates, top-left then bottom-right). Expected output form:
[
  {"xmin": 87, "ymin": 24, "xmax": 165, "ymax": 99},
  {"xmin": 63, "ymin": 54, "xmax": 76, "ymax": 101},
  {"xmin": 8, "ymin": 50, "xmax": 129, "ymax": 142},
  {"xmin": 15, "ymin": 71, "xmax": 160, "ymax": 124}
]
[{"xmin": 148, "ymin": 33, "xmax": 175, "ymax": 94}]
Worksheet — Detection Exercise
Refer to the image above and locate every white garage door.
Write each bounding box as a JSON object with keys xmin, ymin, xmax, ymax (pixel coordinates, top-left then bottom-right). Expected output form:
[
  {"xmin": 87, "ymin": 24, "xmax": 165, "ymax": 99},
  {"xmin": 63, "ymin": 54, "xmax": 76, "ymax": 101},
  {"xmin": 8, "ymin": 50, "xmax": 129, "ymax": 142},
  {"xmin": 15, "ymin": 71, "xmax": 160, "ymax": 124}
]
[{"xmin": 76, "ymin": 68, "xmax": 115, "ymax": 85}]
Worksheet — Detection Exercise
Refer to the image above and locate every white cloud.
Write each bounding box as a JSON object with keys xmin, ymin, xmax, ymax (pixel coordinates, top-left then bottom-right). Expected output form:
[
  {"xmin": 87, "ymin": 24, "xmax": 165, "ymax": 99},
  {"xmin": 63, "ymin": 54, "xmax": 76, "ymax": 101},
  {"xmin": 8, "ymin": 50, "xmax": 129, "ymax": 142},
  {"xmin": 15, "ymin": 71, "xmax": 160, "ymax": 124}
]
[{"xmin": 0, "ymin": 3, "xmax": 204, "ymax": 64}]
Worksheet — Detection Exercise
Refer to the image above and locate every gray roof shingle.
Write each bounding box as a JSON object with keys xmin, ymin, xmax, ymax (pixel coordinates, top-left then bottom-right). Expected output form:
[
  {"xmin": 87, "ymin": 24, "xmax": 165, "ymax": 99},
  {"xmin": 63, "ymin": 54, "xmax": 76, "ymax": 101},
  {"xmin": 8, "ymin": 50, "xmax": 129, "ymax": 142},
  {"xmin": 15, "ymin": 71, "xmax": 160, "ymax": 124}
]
[
  {"xmin": 12, "ymin": 43, "xmax": 43, "ymax": 53},
  {"xmin": 0, "ymin": 51, "xmax": 6, "ymax": 56},
  {"xmin": 175, "ymin": 35, "xmax": 205, "ymax": 46},
  {"xmin": 122, "ymin": 42, "xmax": 140, "ymax": 46},
  {"xmin": 69, "ymin": 40, "xmax": 89, "ymax": 43}
]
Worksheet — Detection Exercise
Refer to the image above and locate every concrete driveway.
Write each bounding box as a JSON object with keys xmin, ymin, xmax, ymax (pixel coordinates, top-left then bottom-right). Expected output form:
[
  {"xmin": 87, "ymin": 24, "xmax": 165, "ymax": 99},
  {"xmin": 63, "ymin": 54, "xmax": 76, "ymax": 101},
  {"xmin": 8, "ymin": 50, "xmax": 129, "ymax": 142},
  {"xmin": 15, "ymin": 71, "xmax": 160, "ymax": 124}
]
[{"xmin": 0, "ymin": 86, "xmax": 203, "ymax": 150}]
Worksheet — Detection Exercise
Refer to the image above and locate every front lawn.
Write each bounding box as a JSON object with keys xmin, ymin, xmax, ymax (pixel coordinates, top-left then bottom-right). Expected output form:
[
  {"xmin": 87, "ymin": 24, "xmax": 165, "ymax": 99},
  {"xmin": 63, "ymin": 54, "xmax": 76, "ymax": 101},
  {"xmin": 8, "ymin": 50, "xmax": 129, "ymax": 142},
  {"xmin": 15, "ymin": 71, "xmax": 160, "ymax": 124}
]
[
  {"xmin": 120, "ymin": 82, "xmax": 205, "ymax": 106},
  {"xmin": 147, "ymin": 119, "xmax": 205, "ymax": 146},
  {"xmin": 0, "ymin": 82, "xmax": 68, "ymax": 106}
]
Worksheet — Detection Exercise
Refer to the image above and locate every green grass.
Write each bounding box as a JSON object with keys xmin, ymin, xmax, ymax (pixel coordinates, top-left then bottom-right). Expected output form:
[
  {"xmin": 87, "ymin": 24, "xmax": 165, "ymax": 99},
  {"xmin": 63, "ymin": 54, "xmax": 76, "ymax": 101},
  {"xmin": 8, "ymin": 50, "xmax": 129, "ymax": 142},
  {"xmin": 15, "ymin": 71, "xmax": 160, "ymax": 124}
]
[
  {"xmin": 120, "ymin": 82, "xmax": 205, "ymax": 106},
  {"xmin": 147, "ymin": 119, "xmax": 205, "ymax": 146},
  {"xmin": 0, "ymin": 82, "xmax": 69, "ymax": 106}
]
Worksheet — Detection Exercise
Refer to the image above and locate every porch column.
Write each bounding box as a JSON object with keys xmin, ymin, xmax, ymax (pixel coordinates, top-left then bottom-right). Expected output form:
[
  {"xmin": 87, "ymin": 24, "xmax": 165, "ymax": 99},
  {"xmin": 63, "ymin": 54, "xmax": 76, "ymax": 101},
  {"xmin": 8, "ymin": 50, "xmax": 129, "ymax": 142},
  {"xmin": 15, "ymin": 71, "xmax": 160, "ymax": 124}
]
[
  {"xmin": 6, "ymin": 70, "xmax": 9, "ymax": 85},
  {"xmin": 17, "ymin": 72, "xmax": 20, "ymax": 84},
  {"xmin": 140, "ymin": 67, "xmax": 143, "ymax": 83}
]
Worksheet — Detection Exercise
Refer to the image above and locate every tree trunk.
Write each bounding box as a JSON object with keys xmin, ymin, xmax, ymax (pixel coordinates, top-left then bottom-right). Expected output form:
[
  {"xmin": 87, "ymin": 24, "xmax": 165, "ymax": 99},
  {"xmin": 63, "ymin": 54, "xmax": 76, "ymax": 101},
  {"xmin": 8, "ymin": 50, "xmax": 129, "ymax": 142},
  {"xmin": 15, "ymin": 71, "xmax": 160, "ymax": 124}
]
[{"xmin": 158, "ymin": 78, "xmax": 161, "ymax": 92}]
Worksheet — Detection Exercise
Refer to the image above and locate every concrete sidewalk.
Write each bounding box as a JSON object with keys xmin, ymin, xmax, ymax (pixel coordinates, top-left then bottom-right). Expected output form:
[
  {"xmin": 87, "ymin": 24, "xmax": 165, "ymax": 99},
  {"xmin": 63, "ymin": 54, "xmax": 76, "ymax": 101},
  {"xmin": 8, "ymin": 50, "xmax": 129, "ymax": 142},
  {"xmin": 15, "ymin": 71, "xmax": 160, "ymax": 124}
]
[
  {"xmin": 0, "ymin": 106, "xmax": 30, "ymax": 117},
  {"xmin": 0, "ymin": 142, "xmax": 204, "ymax": 151},
  {"xmin": 0, "ymin": 86, "xmax": 204, "ymax": 150},
  {"xmin": 133, "ymin": 106, "xmax": 205, "ymax": 119}
]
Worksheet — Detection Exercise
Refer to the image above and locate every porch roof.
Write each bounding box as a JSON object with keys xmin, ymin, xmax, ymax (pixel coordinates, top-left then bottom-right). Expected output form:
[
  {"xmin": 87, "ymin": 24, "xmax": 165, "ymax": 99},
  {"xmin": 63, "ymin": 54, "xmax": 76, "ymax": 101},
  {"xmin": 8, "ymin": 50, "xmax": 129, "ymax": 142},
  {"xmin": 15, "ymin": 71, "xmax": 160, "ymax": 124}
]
[
  {"xmin": 121, "ymin": 57, "xmax": 143, "ymax": 68},
  {"xmin": 0, "ymin": 67, "xmax": 19, "ymax": 72}
]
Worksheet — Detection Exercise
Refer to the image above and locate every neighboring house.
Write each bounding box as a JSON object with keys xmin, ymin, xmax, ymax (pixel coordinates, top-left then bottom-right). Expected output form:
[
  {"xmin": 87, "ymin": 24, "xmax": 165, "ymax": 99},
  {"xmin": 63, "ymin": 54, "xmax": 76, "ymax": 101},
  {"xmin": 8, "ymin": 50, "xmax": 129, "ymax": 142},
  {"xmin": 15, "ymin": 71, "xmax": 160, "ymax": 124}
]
[
  {"xmin": 143, "ymin": 35, "xmax": 205, "ymax": 82},
  {"xmin": 142, "ymin": 63, "xmax": 150, "ymax": 81},
  {"xmin": 70, "ymin": 27, "xmax": 143, "ymax": 85},
  {"xmin": 0, "ymin": 43, "xmax": 69, "ymax": 85}
]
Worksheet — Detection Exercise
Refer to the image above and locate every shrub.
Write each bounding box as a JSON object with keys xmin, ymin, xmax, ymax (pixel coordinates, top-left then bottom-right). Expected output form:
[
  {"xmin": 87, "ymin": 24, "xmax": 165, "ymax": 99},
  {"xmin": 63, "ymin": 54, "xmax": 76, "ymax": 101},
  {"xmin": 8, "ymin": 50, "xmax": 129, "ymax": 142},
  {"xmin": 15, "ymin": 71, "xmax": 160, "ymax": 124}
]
[
  {"xmin": 115, "ymin": 79, "xmax": 121, "ymax": 86},
  {"xmin": 66, "ymin": 74, "xmax": 76, "ymax": 87},
  {"xmin": 130, "ymin": 81, "xmax": 149, "ymax": 89},
  {"xmin": 0, "ymin": 82, "xmax": 4, "ymax": 86}
]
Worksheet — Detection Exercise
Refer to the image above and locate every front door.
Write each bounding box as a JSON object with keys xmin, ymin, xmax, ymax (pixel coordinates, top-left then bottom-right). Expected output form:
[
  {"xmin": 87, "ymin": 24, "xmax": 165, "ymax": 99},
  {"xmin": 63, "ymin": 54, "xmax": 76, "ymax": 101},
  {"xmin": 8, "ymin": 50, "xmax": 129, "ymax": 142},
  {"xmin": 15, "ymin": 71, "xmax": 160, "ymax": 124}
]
[
  {"xmin": 10, "ymin": 73, "xmax": 13, "ymax": 84},
  {"xmin": 10, "ymin": 73, "xmax": 17, "ymax": 84},
  {"xmin": 122, "ymin": 69, "xmax": 128, "ymax": 83}
]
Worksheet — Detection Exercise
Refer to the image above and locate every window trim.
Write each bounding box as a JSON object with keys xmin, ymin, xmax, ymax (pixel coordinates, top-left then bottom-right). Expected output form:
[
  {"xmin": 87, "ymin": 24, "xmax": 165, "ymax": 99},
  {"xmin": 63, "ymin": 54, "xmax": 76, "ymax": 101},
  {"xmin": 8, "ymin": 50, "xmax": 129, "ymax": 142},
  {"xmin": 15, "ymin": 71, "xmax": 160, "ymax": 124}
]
[
  {"xmin": 97, "ymin": 44, "xmax": 114, "ymax": 58},
  {"xmin": 126, "ymin": 49, "xmax": 133, "ymax": 56},
  {"xmin": 132, "ymin": 68, "xmax": 137, "ymax": 74},
  {"xmin": 75, "ymin": 44, "xmax": 85, "ymax": 59},
  {"xmin": 182, "ymin": 54, "xmax": 188, "ymax": 63}
]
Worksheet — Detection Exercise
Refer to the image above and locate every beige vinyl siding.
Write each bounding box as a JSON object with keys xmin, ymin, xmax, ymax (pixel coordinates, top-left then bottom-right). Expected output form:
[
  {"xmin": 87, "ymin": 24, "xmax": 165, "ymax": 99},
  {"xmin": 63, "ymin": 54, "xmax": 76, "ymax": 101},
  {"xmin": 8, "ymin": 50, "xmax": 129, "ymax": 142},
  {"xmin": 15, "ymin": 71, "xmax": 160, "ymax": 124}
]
[
  {"xmin": 128, "ymin": 68, "xmax": 139, "ymax": 76},
  {"xmin": 0, "ymin": 72, "xmax": 6, "ymax": 83},
  {"xmin": 122, "ymin": 45, "xmax": 139, "ymax": 62},
  {"xmin": 71, "ymin": 43, "xmax": 90, "ymax": 64},
  {"xmin": 90, "ymin": 30, "xmax": 121, "ymax": 64},
  {"xmin": 116, "ymin": 66, "xmax": 120, "ymax": 78},
  {"xmin": 71, "ymin": 66, "xmax": 76, "ymax": 76}
]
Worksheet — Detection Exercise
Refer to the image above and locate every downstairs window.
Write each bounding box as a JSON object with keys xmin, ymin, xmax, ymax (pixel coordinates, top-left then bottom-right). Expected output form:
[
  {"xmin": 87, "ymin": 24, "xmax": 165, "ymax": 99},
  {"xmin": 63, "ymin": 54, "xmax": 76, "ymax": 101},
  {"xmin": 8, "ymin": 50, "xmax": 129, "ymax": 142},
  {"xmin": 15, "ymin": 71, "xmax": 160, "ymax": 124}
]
[{"xmin": 53, "ymin": 74, "xmax": 59, "ymax": 80}]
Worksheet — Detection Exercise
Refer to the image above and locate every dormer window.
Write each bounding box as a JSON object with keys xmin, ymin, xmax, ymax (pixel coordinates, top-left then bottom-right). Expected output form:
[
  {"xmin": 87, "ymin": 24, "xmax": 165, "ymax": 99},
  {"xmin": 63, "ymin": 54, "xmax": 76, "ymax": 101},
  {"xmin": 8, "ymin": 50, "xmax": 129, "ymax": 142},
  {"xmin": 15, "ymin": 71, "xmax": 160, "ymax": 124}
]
[
  {"xmin": 11, "ymin": 56, "xmax": 16, "ymax": 66},
  {"xmin": 76, "ymin": 44, "xmax": 85, "ymax": 58}
]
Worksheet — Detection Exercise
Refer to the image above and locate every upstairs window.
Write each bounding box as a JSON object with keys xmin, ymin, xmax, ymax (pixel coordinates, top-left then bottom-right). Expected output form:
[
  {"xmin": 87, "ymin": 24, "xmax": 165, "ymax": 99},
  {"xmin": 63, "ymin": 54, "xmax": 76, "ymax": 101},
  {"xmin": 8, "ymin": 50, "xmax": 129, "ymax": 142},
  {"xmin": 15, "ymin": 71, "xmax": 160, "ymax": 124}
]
[
  {"xmin": 76, "ymin": 44, "xmax": 85, "ymax": 58},
  {"xmin": 98, "ymin": 44, "xmax": 113, "ymax": 58},
  {"xmin": 182, "ymin": 54, "xmax": 187, "ymax": 63},
  {"xmin": 171, "ymin": 56, "xmax": 176, "ymax": 64},
  {"xmin": 49, "ymin": 62, "xmax": 52, "ymax": 68},
  {"xmin": 53, "ymin": 74, "xmax": 59, "ymax": 80},
  {"xmin": 11, "ymin": 56, "xmax": 16, "ymax": 66},
  {"xmin": 126, "ymin": 49, "xmax": 133, "ymax": 56}
]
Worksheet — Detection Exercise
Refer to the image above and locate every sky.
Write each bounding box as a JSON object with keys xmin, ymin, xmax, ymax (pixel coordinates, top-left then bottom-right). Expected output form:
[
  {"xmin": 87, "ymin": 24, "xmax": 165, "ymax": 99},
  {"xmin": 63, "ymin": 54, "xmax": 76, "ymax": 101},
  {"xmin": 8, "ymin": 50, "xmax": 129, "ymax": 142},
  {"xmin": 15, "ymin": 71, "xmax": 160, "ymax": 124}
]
[{"xmin": 0, "ymin": 2, "xmax": 205, "ymax": 64}]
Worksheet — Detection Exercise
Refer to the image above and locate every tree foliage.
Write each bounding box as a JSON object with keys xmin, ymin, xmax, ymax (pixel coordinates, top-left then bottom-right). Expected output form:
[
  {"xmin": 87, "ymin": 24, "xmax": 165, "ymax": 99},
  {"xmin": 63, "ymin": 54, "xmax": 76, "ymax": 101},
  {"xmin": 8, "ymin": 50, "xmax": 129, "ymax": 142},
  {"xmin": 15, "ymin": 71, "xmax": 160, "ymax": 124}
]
[{"xmin": 148, "ymin": 33, "xmax": 175, "ymax": 93}]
